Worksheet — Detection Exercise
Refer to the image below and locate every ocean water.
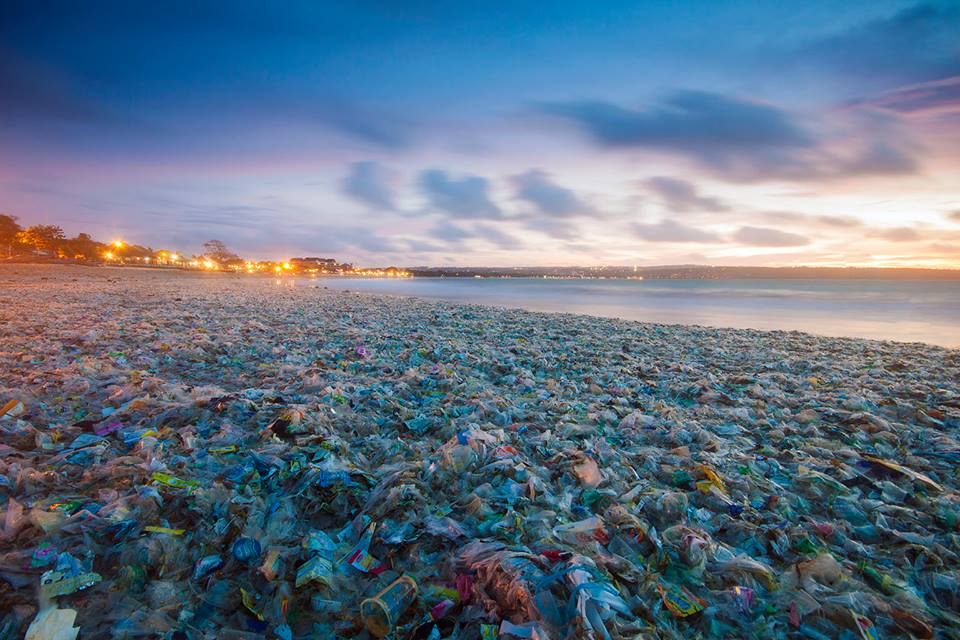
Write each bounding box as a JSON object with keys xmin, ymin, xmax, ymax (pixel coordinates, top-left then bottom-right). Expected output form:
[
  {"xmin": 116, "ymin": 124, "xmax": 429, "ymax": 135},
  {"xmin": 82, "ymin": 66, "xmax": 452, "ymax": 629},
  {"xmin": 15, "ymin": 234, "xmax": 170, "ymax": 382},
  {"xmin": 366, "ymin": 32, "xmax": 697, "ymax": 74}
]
[{"xmin": 304, "ymin": 277, "xmax": 960, "ymax": 347}]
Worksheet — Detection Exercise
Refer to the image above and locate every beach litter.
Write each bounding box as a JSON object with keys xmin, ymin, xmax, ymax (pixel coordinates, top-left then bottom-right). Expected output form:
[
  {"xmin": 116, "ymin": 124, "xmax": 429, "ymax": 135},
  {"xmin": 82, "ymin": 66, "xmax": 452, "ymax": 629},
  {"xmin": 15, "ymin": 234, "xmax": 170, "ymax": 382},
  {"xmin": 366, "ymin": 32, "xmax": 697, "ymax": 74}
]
[{"xmin": 1, "ymin": 264, "xmax": 959, "ymax": 638}]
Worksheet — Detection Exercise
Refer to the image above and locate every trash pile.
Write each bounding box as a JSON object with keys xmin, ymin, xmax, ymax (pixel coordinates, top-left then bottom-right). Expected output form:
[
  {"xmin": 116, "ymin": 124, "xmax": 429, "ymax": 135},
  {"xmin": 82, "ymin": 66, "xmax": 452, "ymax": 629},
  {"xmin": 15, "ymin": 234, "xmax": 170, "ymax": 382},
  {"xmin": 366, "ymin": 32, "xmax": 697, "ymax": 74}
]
[{"xmin": 1, "ymin": 265, "xmax": 960, "ymax": 639}]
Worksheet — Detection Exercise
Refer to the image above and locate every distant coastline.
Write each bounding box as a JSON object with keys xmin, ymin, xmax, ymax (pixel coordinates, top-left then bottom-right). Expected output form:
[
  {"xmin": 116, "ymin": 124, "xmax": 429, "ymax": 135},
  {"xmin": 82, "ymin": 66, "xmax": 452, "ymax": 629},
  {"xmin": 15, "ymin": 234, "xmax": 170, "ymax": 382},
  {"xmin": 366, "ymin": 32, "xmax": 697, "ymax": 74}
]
[
  {"xmin": 401, "ymin": 265, "xmax": 960, "ymax": 280},
  {"xmin": 6, "ymin": 256, "xmax": 960, "ymax": 281}
]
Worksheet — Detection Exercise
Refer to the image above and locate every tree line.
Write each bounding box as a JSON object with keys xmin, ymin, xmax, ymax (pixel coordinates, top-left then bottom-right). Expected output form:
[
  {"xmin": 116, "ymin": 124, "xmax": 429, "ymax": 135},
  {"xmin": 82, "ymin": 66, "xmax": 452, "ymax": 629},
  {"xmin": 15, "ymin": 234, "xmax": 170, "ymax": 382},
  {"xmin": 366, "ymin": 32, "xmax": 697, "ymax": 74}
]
[
  {"xmin": 0, "ymin": 213, "xmax": 241, "ymax": 265},
  {"xmin": 1, "ymin": 214, "xmax": 119, "ymax": 259}
]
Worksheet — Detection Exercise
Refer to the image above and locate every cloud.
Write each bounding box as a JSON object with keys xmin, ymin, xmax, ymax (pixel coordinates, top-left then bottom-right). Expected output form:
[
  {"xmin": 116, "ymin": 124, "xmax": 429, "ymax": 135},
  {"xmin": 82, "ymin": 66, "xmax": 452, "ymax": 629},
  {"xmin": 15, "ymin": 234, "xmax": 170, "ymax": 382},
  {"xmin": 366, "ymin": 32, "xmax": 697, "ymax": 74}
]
[
  {"xmin": 848, "ymin": 75, "xmax": 960, "ymax": 115},
  {"xmin": 474, "ymin": 224, "xmax": 525, "ymax": 250},
  {"xmin": 316, "ymin": 102, "xmax": 414, "ymax": 149},
  {"xmin": 429, "ymin": 221, "xmax": 472, "ymax": 242},
  {"xmin": 645, "ymin": 176, "xmax": 728, "ymax": 212},
  {"xmin": 542, "ymin": 90, "xmax": 813, "ymax": 159},
  {"xmin": 633, "ymin": 219, "xmax": 722, "ymax": 243},
  {"xmin": 290, "ymin": 225, "xmax": 404, "ymax": 256},
  {"xmin": 815, "ymin": 215, "xmax": 864, "ymax": 228},
  {"xmin": 795, "ymin": 3, "xmax": 960, "ymax": 86},
  {"xmin": 541, "ymin": 89, "xmax": 918, "ymax": 182},
  {"xmin": 418, "ymin": 169, "xmax": 502, "ymax": 219},
  {"xmin": 404, "ymin": 238, "xmax": 445, "ymax": 254},
  {"xmin": 507, "ymin": 170, "xmax": 589, "ymax": 240},
  {"xmin": 929, "ymin": 242, "xmax": 959, "ymax": 253},
  {"xmin": 762, "ymin": 211, "xmax": 863, "ymax": 228},
  {"xmin": 510, "ymin": 169, "xmax": 588, "ymax": 216},
  {"xmin": 341, "ymin": 161, "xmax": 396, "ymax": 210},
  {"xmin": 174, "ymin": 204, "xmax": 278, "ymax": 230},
  {"xmin": 874, "ymin": 226, "xmax": 921, "ymax": 242},
  {"xmin": 427, "ymin": 221, "xmax": 525, "ymax": 251},
  {"xmin": 733, "ymin": 226, "xmax": 810, "ymax": 247},
  {"xmin": 523, "ymin": 216, "xmax": 579, "ymax": 240},
  {"xmin": 841, "ymin": 142, "xmax": 918, "ymax": 176},
  {"xmin": 946, "ymin": 210, "xmax": 960, "ymax": 222},
  {"xmin": 427, "ymin": 220, "xmax": 524, "ymax": 250}
]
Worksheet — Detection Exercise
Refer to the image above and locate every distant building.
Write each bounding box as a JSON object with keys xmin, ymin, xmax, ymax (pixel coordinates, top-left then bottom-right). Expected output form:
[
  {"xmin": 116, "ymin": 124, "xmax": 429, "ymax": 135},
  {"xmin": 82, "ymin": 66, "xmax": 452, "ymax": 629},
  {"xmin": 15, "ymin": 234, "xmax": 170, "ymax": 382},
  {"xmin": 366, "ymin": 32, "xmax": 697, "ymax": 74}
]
[
  {"xmin": 291, "ymin": 257, "xmax": 337, "ymax": 268},
  {"xmin": 289, "ymin": 257, "xmax": 340, "ymax": 272}
]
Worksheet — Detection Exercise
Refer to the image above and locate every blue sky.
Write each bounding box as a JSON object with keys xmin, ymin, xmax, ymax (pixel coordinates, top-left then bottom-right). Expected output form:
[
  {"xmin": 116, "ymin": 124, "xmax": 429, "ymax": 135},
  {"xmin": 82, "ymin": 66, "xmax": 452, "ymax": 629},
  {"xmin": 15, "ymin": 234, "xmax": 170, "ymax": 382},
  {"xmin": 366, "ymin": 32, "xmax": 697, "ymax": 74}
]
[{"xmin": 2, "ymin": 1, "xmax": 959, "ymax": 265}]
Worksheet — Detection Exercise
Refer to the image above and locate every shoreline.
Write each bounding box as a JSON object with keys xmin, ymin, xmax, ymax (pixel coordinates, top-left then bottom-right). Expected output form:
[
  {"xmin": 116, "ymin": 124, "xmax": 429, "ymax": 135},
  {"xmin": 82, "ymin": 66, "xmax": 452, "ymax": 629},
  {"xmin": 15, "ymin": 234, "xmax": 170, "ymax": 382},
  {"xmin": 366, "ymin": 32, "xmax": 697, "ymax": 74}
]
[
  {"xmin": 5, "ymin": 262, "xmax": 958, "ymax": 351},
  {"xmin": 323, "ymin": 285, "xmax": 960, "ymax": 351}
]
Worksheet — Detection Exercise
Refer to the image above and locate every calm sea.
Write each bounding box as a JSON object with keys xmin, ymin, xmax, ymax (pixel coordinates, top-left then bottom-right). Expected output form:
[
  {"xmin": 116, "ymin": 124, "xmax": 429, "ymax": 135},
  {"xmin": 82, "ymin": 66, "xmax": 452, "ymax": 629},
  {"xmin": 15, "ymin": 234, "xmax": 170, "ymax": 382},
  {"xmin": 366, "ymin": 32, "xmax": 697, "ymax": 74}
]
[{"xmin": 304, "ymin": 277, "xmax": 960, "ymax": 347}]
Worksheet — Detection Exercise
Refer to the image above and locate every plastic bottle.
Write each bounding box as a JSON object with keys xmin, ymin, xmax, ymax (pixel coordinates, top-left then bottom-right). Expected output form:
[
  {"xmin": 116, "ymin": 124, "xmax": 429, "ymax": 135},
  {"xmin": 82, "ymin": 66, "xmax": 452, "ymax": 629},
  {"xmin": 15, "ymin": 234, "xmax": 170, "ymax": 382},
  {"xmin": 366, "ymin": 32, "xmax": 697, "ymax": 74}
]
[{"xmin": 360, "ymin": 575, "xmax": 418, "ymax": 637}]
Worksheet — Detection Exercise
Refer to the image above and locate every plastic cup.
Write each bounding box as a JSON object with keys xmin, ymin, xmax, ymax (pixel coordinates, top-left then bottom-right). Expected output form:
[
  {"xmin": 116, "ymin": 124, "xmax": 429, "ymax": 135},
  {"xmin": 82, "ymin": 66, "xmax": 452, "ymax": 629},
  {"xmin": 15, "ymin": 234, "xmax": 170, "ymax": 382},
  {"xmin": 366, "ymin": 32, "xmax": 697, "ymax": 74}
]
[{"xmin": 361, "ymin": 575, "xmax": 418, "ymax": 637}]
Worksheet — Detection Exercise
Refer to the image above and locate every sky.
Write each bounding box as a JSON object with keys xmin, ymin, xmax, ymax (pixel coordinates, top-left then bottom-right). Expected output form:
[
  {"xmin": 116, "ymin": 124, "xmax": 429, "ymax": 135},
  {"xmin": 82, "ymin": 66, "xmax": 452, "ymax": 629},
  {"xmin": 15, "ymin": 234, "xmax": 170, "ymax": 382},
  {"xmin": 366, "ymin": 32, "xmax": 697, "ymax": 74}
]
[{"xmin": 2, "ymin": 1, "xmax": 959, "ymax": 267}]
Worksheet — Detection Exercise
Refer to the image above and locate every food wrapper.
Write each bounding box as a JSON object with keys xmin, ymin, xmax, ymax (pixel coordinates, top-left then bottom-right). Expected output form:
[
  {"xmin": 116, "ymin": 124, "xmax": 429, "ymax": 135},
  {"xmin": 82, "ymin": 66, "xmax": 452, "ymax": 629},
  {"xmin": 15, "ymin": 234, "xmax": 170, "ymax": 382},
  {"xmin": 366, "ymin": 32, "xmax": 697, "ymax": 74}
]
[
  {"xmin": 151, "ymin": 472, "xmax": 199, "ymax": 490},
  {"xmin": 40, "ymin": 570, "xmax": 102, "ymax": 599},
  {"xmin": 345, "ymin": 521, "xmax": 385, "ymax": 574},
  {"xmin": 657, "ymin": 582, "xmax": 706, "ymax": 617},
  {"xmin": 296, "ymin": 555, "xmax": 334, "ymax": 589}
]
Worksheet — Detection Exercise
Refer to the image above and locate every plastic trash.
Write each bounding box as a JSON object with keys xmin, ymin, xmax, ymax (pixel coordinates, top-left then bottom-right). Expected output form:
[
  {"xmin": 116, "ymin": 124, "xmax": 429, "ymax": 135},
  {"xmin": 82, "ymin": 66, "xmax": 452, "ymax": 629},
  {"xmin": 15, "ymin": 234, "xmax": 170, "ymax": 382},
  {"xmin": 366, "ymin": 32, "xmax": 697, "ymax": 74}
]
[
  {"xmin": 573, "ymin": 456, "xmax": 602, "ymax": 487},
  {"xmin": 1, "ymin": 265, "xmax": 959, "ymax": 639},
  {"xmin": 24, "ymin": 608, "xmax": 79, "ymax": 640},
  {"xmin": 360, "ymin": 575, "xmax": 418, "ymax": 637}
]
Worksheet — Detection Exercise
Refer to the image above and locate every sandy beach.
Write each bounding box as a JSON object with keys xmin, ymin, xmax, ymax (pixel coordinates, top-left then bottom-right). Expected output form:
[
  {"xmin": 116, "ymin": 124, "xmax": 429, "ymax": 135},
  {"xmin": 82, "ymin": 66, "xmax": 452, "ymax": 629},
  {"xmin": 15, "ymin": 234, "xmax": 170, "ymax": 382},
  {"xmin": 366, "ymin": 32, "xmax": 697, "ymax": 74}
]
[{"xmin": 2, "ymin": 264, "xmax": 959, "ymax": 638}]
